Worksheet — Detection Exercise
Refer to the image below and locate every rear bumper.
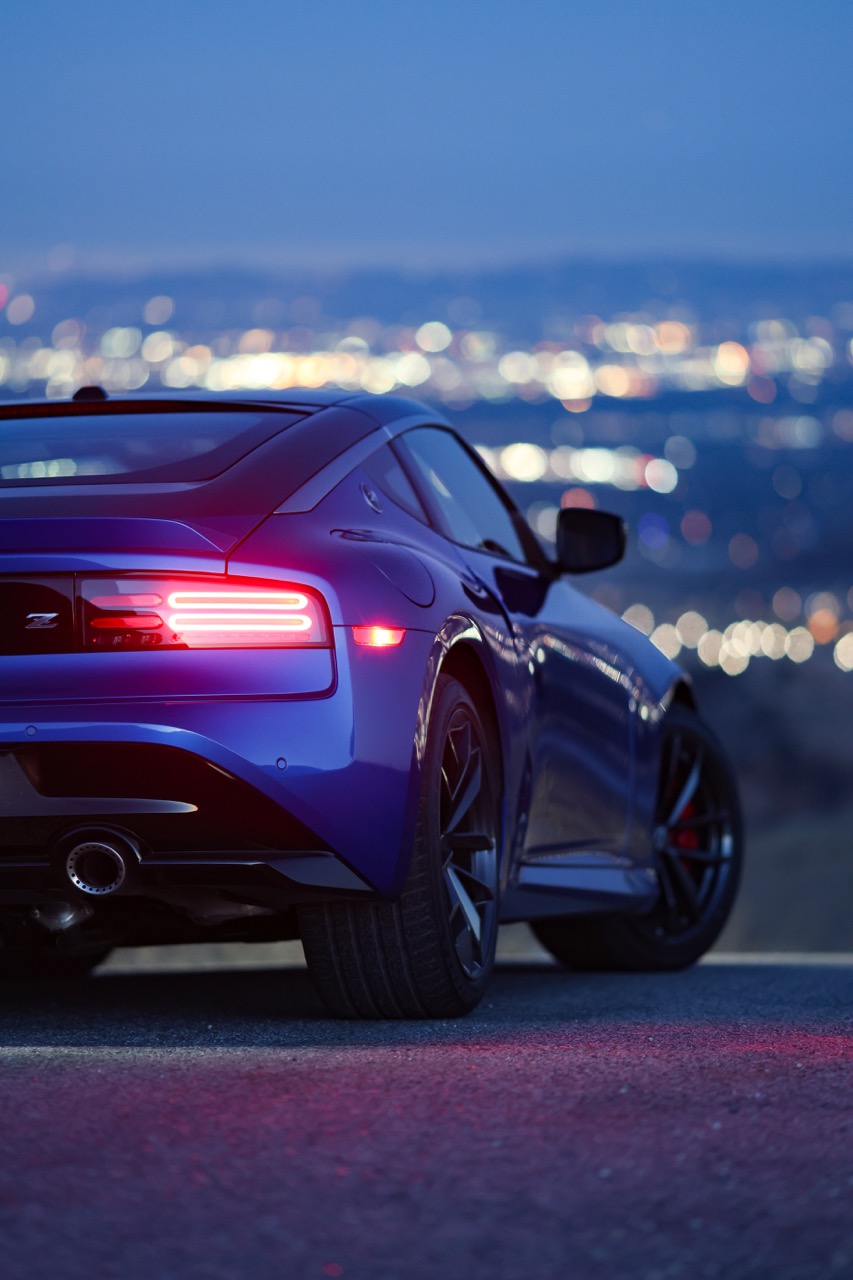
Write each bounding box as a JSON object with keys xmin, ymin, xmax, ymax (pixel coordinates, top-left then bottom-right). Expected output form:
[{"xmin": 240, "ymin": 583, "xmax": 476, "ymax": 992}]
[
  {"xmin": 0, "ymin": 847, "xmax": 373, "ymax": 910},
  {"xmin": 0, "ymin": 628, "xmax": 435, "ymax": 902}
]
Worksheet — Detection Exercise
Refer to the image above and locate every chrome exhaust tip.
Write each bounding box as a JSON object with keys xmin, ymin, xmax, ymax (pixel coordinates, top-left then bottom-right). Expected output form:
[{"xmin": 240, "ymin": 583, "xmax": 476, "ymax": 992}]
[{"xmin": 65, "ymin": 832, "xmax": 140, "ymax": 896}]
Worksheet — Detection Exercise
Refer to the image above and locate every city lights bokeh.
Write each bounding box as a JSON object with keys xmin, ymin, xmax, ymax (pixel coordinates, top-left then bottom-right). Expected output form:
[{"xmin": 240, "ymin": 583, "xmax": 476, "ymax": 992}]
[
  {"xmin": 1, "ymin": 292, "xmax": 846, "ymax": 408},
  {"xmin": 2, "ymin": 277, "xmax": 853, "ymax": 681}
]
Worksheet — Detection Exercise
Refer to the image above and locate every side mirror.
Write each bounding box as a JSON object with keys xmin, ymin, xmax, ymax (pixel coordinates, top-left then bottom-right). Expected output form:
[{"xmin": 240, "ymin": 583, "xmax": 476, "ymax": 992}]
[{"xmin": 555, "ymin": 508, "xmax": 626, "ymax": 574}]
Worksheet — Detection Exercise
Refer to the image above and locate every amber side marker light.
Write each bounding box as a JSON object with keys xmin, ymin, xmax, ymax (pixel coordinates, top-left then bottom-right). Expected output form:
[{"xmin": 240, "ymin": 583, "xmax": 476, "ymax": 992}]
[{"xmin": 352, "ymin": 626, "xmax": 406, "ymax": 648}]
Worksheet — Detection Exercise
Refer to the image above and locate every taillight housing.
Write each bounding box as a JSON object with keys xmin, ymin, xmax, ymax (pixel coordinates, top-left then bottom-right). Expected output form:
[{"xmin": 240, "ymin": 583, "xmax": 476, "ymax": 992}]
[{"xmin": 80, "ymin": 577, "xmax": 331, "ymax": 649}]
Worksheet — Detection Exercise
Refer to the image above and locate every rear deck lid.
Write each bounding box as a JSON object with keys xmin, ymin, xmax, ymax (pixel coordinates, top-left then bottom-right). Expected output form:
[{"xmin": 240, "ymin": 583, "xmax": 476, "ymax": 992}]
[
  {"xmin": 0, "ymin": 516, "xmax": 236, "ymax": 556},
  {"xmin": 0, "ymin": 514, "xmax": 245, "ymax": 579}
]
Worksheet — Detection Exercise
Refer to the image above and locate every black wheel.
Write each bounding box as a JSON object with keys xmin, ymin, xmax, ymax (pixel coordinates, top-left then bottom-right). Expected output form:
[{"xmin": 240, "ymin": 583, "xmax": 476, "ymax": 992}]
[
  {"xmin": 299, "ymin": 675, "xmax": 501, "ymax": 1018},
  {"xmin": 532, "ymin": 706, "xmax": 743, "ymax": 971},
  {"xmin": 0, "ymin": 944, "xmax": 110, "ymax": 982}
]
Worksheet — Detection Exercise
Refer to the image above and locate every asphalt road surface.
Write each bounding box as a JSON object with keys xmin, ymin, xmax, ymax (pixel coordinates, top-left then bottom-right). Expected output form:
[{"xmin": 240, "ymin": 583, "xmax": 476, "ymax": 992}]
[{"xmin": 1, "ymin": 944, "xmax": 852, "ymax": 1280}]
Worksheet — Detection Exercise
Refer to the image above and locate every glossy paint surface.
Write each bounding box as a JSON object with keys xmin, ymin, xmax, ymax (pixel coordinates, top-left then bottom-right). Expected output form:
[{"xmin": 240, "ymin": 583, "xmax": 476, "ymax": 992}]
[{"xmin": 0, "ymin": 390, "xmax": 686, "ymax": 922}]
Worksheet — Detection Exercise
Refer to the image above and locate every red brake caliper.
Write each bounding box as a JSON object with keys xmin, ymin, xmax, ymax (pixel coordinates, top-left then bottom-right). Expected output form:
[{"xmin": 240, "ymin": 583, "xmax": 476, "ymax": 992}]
[{"xmin": 671, "ymin": 801, "xmax": 699, "ymax": 878}]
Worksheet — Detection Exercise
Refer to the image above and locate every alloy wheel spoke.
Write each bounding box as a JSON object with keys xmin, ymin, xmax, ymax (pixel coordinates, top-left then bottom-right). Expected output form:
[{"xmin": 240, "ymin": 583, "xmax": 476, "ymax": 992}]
[
  {"xmin": 451, "ymin": 857, "xmax": 497, "ymax": 899},
  {"xmin": 440, "ymin": 721, "xmax": 466, "ymax": 805},
  {"xmin": 665, "ymin": 850, "xmax": 702, "ymax": 921},
  {"xmin": 444, "ymin": 746, "xmax": 482, "ymax": 835},
  {"xmin": 447, "ymin": 720, "xmax": 470, "ymax": 780},
  {"xmin": 657, "ymin": 858, "xmax": 681, "ymax": 931},
  {"xmin": 445, "ymin": 865, "xmax": 482, "ymax": 944},
  {"xmin": 665, "ymin": 750, "xmax": 704, "ymax": 827},
  {"xmin": 438, "ymin": 705, "xmax": 499, "ymax": 978}
]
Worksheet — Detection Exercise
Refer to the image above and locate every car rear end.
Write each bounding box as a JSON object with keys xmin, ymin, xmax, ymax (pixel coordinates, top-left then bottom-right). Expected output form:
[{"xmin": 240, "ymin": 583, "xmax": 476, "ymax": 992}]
[{"xmin": 0, "ymin": 395, "xmax": 431, "ymax": 960}]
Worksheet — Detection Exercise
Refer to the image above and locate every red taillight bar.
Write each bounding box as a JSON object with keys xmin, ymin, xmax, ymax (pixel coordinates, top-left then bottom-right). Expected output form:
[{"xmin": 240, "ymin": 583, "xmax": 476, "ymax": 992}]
[{"xmin": 166, "ymin": 590, "xmax": 314, "ymax": 634}]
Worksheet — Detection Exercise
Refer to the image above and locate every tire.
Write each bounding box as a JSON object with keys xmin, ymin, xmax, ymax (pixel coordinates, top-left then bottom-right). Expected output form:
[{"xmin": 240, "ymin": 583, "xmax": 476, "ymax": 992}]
[
  {"xmin": 532, "ymin": 706, "xmax": 743, "ymax": 971},
  {"xmin": 299, "ymin": 675, "xmax": 501, "ymax": 1018},
  {"xmin": 0, "ymin": 944, "xmax": 110, "ymax": 982}
]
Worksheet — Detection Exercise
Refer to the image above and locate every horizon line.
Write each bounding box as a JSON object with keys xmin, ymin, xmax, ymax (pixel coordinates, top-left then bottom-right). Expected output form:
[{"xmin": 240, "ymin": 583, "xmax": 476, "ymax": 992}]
[{"xmin": 5, "ymin": 239, "xmax": 853, "ymax": 285}]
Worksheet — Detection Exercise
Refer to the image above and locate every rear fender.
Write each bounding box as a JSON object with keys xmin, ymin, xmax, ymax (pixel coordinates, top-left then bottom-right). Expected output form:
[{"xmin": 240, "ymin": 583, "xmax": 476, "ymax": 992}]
[{"xmin": 435, "ymin": 624, "xmax": 529, "ymax": 892}]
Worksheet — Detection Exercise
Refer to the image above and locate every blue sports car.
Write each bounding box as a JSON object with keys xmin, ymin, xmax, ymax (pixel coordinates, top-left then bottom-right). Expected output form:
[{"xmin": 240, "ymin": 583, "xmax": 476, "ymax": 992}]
[{"xmin": 0, "ymin": 388, "xmax": 741, "ymax": 1016}]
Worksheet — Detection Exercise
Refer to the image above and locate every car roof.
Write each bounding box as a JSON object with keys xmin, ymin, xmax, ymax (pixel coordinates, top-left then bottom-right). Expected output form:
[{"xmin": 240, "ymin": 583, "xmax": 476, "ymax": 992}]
[
  {"xmin": 0, "ymin": 388, "xmax": 431, "ymax": 417},
  {"xmin": 0, "ymin": 389, "xmax": 448, "ymax": 523}
]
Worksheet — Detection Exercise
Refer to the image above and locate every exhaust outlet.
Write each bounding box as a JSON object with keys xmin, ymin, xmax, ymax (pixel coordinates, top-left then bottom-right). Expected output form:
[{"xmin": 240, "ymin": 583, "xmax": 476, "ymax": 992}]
[{"xmin": 65, "ymin": 831, "xmax": 141, "ymax": 896}]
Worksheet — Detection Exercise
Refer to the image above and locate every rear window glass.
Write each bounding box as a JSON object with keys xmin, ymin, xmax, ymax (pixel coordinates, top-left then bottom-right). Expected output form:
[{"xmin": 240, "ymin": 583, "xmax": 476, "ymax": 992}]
[{"xmin": 0, "ymin": 409, "xmax": 299, "ymax": 485}]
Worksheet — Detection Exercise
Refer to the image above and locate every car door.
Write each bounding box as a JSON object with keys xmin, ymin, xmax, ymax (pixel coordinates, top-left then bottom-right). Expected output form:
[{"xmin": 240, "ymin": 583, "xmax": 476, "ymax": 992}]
[{"xmin": 396, "ymin": 425, "xmax": 633, "ymax": 857}]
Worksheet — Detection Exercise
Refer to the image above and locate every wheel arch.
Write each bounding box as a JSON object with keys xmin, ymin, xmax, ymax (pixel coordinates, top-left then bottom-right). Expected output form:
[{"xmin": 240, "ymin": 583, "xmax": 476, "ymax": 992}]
[
  {"xmin": 669, "ymin": 678, "xmax": 697, "ymax": 713},
  {"xmin": 627, "ymin": 675, "xmax": 697, "ymax": 863},
  {"xmin": 439, "ymin": 640, "xmax": 502, "ymax": 761}
]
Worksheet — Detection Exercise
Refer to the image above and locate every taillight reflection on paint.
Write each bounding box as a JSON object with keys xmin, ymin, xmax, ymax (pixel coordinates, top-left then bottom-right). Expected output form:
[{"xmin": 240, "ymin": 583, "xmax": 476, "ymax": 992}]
[{"xmin": 80, "ymin": 578, "xmax": 330, "ymax": 649}]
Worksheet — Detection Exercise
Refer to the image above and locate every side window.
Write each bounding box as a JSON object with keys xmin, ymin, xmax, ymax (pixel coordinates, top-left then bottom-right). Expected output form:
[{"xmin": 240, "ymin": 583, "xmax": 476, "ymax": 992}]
[
  {"xmin": 398, "ymin": 427, "xmax": 529, "ymax": 564},
  {"xmin": 363, "ymin": 445, "xmax": 428, "ymax": 522}
]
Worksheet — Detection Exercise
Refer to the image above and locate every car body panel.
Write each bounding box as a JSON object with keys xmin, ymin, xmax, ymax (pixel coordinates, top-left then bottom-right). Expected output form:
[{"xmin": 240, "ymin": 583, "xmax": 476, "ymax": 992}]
[{"xmin": 0, "ymin": 389, "xmax": 689, "ymax": 944}]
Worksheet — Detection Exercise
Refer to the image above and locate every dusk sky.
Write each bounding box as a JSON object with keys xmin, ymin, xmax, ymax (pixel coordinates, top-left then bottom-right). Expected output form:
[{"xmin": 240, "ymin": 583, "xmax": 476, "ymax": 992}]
[{"xmin": 4, "ymin": 1, "xmax": 853, "ymax": 269}]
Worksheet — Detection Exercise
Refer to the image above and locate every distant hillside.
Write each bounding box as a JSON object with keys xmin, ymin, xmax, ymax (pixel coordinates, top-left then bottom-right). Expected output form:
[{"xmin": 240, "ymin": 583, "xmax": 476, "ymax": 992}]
[
  {"xmin": 695, "ymin": 660, "xmax": 853, "ymax": 952},
  {"xmin": 9, "ymin": 257, "xmax": 853, "ymax": 341}
]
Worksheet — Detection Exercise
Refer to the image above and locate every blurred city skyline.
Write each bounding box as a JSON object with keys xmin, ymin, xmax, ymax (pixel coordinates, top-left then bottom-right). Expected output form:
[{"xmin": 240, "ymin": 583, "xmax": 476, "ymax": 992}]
[
  {"xmin": 4, "ymin": 0, "xmax": 853, "ymax": 269},
  {"xmin": 2, "ymin": 252, "xmax": 853, "ymax": 687}
]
